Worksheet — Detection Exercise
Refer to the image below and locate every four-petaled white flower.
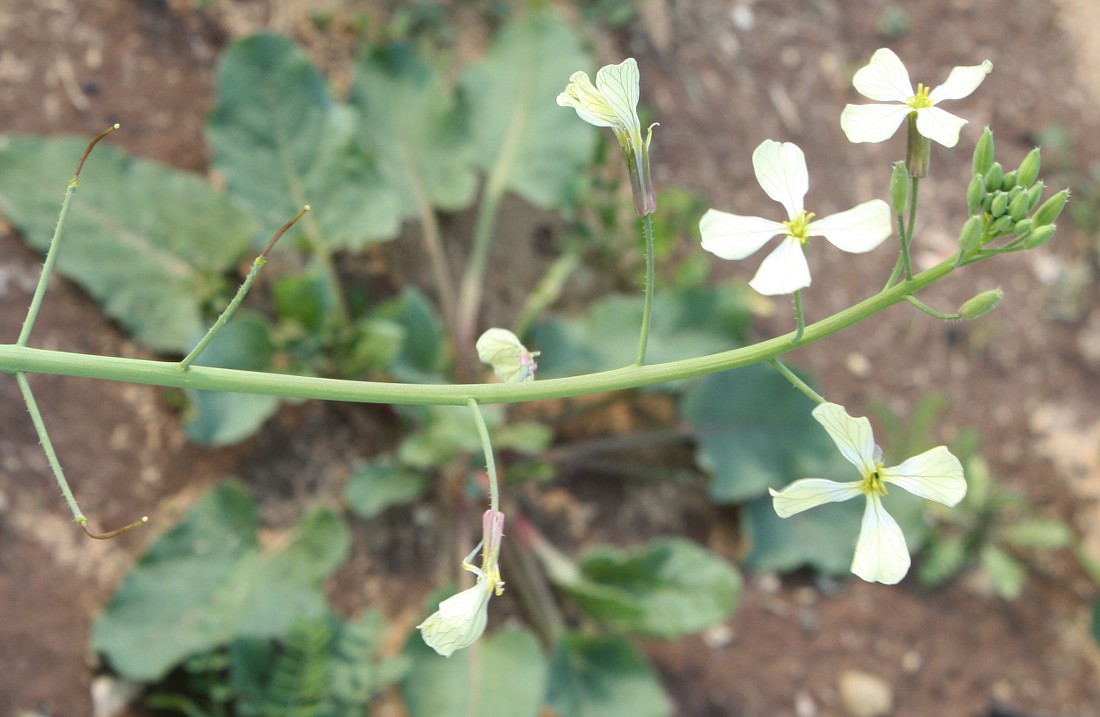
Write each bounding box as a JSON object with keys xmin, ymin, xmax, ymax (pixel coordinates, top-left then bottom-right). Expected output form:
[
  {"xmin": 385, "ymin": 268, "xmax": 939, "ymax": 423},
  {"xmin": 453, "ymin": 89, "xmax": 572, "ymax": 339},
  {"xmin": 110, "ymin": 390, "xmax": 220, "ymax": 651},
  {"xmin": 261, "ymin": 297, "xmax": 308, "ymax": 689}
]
[
  {"xmin": 841, "ymin": 48, "xmax": 992, "ymax": 148},
  {"xmin": 699, "ymin": 140, "xmax": 892, "ymax": 296},
  {"xmin": 769, "ymin": 403, "xmax": 967, "ymax": 584},
  {"xmin": 476, "ymin": 328, "xmax": 539, "ymax": 383},
  {"xmin": 418, "ymin": 509, "xmax": 505, "ymax": 656},
  {"xmin": 557, "ymin": 58, "xmax": 656, "ymax": 215}
]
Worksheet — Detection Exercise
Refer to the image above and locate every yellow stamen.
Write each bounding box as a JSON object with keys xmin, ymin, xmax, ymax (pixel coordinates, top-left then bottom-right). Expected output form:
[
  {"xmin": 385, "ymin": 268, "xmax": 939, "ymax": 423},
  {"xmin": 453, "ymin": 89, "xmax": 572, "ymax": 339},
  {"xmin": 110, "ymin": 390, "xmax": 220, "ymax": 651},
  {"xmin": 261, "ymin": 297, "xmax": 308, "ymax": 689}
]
[
  {"xmin": 782, "ymin": 211, "xmax": 816, "ymax": 245},
  {"xmin": 907, "ymin": 83, "xmax": 933, "ymax": 109}
]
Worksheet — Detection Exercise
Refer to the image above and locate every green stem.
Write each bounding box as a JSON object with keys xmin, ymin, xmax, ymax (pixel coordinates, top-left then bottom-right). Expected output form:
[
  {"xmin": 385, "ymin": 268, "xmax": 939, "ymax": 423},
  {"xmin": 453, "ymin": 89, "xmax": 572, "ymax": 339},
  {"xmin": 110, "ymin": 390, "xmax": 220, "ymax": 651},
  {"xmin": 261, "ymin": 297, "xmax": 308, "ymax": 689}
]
[
  {"xmin": 0, "ymin": 260, "xmax": 957, "ymax": 405},
  {"xmin": 768, "ymin": 358, "xmax": 826, "ymax": 404},
  {"xmin": 904, "ymin": 295, "xmax": 959, "ymax": 320},
  {"xmin": 15, "ymin": 373, "xmax": 84, "ymax": 523},
  {"xmin": 467, "ymin": 398, "xmax": 499, "ymax": 513},
  {"xmin": 634, "ymin": 213, "xmax": 656, "ymax": 366},
  {"xmin": 792, "ymin": 289, "xmax": 805, "ymax": 343},
  {"xmin": 902, "ymin": 176, "xmax": 920, "ymax": 281},
  {"xmin": 456, "ymin": 187, "xmax": 504, "ymax": 353}
]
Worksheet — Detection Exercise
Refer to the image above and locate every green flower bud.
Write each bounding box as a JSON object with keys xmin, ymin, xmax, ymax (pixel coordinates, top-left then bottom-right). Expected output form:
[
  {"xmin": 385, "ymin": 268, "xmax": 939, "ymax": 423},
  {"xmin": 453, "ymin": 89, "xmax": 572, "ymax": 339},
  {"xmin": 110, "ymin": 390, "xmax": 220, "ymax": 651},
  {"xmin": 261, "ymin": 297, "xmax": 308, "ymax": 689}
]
[
  {"xmin": 985, "ymin": 162, "xmax": 1004, "ymax": 191},
  {"xmin": 981, "ymin": 193, "xmax": 994, "ymax": 213},
  {"xmin": 990, "ymin": 214, "xmax": 1014, "ymax": 234},
  {"xmin": 966, "ymin": 175, "xmax": 986, "ymax": 214},
  {"xmin": 958, "ymin": 215, "xmax": 984, "ymax": 257},
  {"xmin": 1001, "ymin": 170, "xmax": 1017, "ymax": 191},
  {"xmin": 1026, "ymin": 181, "xmax": 1044, "ymax": 211},
  {"xmin": 1008, "ymin": 190, "xmax": 1030, "ymax": 222},
  {"xmin": 890, "ymin": 162, "xmax": 910, "ymax": 214},
  {"xmin": 1013, "ymin": 218, "xmax": 1033, "ymax": 235},
  {"xmin": 1032, "ymin": 189, "xmax": 1069, "ymax": 226},
  {"xmin": 1016, "ymin": 148, "xmax": 1041, "ymax": 187},
  {"xmin": 1022, "ymin": 224, "xmax": 1056, "ymax": 249},
  {"xmin": 958, "ymin": 288, "xmax": 1003, "ymax": 320},
  {"xmin": 990, "ymin": 192, "xmax": 1009, "ymax": 218},
  {"xmin": 972, "ymin": 127, "xmax": 995, "ymax": 176}
]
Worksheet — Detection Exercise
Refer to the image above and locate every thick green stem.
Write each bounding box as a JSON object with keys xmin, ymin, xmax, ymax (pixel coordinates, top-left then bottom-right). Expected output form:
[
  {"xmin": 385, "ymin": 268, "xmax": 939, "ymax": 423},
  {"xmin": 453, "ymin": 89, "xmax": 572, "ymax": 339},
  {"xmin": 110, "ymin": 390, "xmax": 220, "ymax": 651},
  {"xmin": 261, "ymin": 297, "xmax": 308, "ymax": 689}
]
[
  {"xmin": 467, "ymin": 398, "xmax": 499, "ymax": 513},
  {"xmin": 792, "ymin": 289, "xmax": 806, "ymax": 343},
  {"xmin": 0, "ymin": 261, "xmax": 956, "ymax": 405},
  {"xmin": 634, "ymin": 213, "xmax": 656, "ymax": 366}
]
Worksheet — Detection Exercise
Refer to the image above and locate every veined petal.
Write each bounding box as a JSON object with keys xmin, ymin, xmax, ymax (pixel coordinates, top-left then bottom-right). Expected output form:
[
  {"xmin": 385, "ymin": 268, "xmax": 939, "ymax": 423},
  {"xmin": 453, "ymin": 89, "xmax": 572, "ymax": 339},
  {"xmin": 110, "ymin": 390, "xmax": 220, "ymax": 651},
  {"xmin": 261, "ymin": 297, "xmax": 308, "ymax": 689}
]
[
  {"xmin": 852, "ymin": 48, "xmax": 914, "ymax": 102},
  {"xmin": 752, "ymin": 140, "xmax": 808, "ymax": 218},
  {"xmin": 851, "ymin": 494, "xmax": 911, "ymax": 584},
  {"xmin": 840, "ymin": 103, "xmax": 911, "ymax": 144},
  {"xmin": 914, "ymin": 106, "xmax": 968, "ymax": 147},
  {"xmin": 594, "ymin": 58, "xmax": 642, "ymax": 141},
  {"xmin": 557, "ymin": 71, "xmax": 620, "ymax": 129},
  {"xmin": 749, "ymin": 237, "xmax": 810, "ymax": 295},
  {"xmin": 418, "ymin": 580, "xmax": 493, "ymax": 657},
  {"xmin": 699, "ymin": 208, "xmax": 786, "ymax": 260},
  {"xmin": 809, "ymin": 199, "xmax": 892, "ymax": 254},
  {"xmin": 769, "ymin": 478, "xmax": 862, "ymax": 517},
  {"xmin": 928, "ymin": 59, "xmax": 993, "ymax": 103},
  {"xmin": 812, "ymin": 402, "xmax": 877, "ymax": 474},
  {"xmin": 883, "ymin": 446, "xmax": 967, "ymax": 506}
]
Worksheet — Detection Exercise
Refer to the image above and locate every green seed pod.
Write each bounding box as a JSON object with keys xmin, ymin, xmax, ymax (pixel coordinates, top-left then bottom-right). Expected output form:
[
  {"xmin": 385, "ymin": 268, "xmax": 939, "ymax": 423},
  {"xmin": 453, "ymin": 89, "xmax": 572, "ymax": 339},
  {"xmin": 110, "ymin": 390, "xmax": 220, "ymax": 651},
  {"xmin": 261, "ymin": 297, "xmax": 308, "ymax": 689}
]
[
  {"xmin": 1022, "ymin": 224, "xmax": 1056, "ymax": 249},
  {"xmin": 890, "ymin": 162, "xmax": 910, "ymax": 215},
  {"xmin": 985, "ymin": 162, "xmax": 1004, "ymax": 191},
  {"xmin": 990, "ymin": 192, "xmax": 1009, "ymax": 218},
  {"xmin": 958, "ymin": 288, "xmax": 1003, "ymax": 320},
  {"xmin": 1016, "ymin": 148, "xmax": 1041, "ymax": 187},
  {"xmin": 1013, "ymin": 218, "xmax": 1033, "ymax": 235},
  {"xmin": 1032, "ymin": 189, "xmax": 1069, "ymax": 226},
  {"xmin": 966, "ymin": 175, "xmax": 986, "ymax": 214},
  {"xmin": 972, "ymin": 127, "xmax": 995, "ymax": 176},
  {"xmin": 990, "ymin": 214, "xmax": 1014, "ymax": 234},
  {"xmin": 958, "ymin": 215, "xmax": 985, "ymax": 257},
  {"xmin": 1008, "ymin": 190, "xmax": 1030, "ymax": 222},
  {"xmin": 1026, "ymin": 181, "xmax": 1045, "ymax": 210},
  {"xmin": 1001, "ymin": 170, "xmax": 1018, "ymax": 191},
  {"xmin": 981, "ymin": 193, "xmax": 994, "ymax": 213}
]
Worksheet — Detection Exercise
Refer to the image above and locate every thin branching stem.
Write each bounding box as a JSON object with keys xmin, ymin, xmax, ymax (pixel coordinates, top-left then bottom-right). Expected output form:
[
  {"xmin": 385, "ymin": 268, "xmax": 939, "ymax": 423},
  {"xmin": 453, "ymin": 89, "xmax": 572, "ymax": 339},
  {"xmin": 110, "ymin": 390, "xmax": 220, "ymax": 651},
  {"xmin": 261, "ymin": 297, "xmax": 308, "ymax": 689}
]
[
  {"xmin": 768, "ymin": 358, "xmax": 826, "ymax": 404},
  {"xmin": 467, "ymin": 398, "xmax": 499, "ymax": 513},
  {"xmin": 634, "ymin": 213, "xmax": 656, "ymax": 366}
]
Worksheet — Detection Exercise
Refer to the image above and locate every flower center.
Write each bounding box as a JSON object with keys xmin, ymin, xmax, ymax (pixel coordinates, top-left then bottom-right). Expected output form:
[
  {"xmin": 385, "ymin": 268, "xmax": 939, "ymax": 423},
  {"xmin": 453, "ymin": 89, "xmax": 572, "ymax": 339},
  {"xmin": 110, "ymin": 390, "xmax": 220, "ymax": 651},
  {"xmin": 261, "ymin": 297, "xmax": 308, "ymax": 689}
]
[
  {"xmin": 860, "ymin": 464, "xmax": 889, "ymax": 497},
  {"xmin": 782, "ymin": 210, "xmax": 815, "ymax": 245},
  {"xmin": 907, "ymin": 83, "xmax": 933, "ymax": 110}
]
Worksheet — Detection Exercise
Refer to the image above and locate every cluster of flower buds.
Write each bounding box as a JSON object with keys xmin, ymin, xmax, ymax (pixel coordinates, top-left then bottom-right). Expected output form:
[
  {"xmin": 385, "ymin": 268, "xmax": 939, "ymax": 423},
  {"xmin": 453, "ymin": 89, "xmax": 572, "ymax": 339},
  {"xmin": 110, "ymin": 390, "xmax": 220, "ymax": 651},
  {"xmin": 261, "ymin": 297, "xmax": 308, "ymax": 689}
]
[{"xmin": 959, "ymin": 128, "xmax": 1069, "ymax": 259}]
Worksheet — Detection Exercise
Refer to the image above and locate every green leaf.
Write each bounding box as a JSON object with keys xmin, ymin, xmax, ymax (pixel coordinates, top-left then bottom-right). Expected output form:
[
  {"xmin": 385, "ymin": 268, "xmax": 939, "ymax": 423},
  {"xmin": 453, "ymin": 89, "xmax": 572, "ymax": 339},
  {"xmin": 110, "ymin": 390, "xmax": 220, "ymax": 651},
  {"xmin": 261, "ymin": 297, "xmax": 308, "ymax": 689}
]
[
  {"xmin": 91, "ymin": 482, "xmax": 349, "ymax": 681},
  {"xmin": 547, "ymin": 633, "xmax": 671, "ymax": 717},
  {"xmin": 274, "ymin": 269, "xmax": 334, "ymax": 334},
  {"xmin": 1092, "ymin": 598, "xmax": 1100, "ymax": 647},
  {"xmin": 350, "ymin": 43, "xmax": 477, "ymax": 216},
  {"xmin": 742, "ymin": 495, "xmax": 862, "ymax": 576},
  {"xmin": 372, "ymin": 287, "xmax": 449, "ymax": 383},
  {"xmin": 344, "ymin": 458, "xmax": 431, "ymax": 518},
  {"xmin": 184, "ymin": 314, "xmax": 279, "ymax": 446},
  {"xmin": 402, "ymin": 626, "xmax": 548, "ymax": 717},
  {"xmin": 460, "ymin": 12, "xmax": 595, "ymax": 208},
  {"xmin": 556, "ymin": 537, "xmax": 741, "ymax": 638},
  {"xmin": 1000, "ymin": 518, "xmax": 1074, "ymax": 550},
  {"xmin": 0, "ymin": 135, "xmax": 255, "ymax": 352},
  {"xmin": 681, "ymin": 364, "xmax": 826, "ymax": 502},
  {"xmin": 916, "ymin": 533, "xmax": 970, "ymax": 587},
  {"xmin": 981, "ymin": 545, "xmax": 1027, "ymax": 599},
  {"xmin": 207, "ymin": 34, "xmax": 398, "ymax": 250},
  {"xmin": 532, "ymin": 285, "xmax": 752, "ymax": 382}
]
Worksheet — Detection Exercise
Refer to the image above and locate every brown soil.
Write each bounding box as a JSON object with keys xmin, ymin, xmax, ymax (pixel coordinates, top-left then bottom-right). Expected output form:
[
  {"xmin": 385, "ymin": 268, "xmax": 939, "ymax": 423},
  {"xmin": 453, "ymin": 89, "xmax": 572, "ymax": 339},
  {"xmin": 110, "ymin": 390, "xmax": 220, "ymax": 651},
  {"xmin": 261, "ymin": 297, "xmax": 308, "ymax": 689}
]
[{"xmin": 2, "ymin": 1, "xmax": 1100, "ymax": 716}]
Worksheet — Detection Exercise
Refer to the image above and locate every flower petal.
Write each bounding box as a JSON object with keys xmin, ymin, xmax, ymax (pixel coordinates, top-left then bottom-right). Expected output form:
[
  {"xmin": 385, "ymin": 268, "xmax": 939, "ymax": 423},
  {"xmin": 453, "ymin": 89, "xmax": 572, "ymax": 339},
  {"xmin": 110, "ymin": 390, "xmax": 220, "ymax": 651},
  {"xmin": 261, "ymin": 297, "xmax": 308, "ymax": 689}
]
[
  {"xmin": 752, "ymin": 140, "xmax": 808, "ymax": 218},
  {"xmin": 769, "ymin": 478, "xmax": 862, "ymax": 517},
  {"xmin": 852, "ymin": 48, "xmax": 914, "ymax": 102},
  {"xmin": 928, "ymin": 59, "xmax": 993, "ymax": 103},
  {"xmin": 812, "ymin": 403, "xmax": 877, "ymax": 474},
  {"xmin": 914, "ymin": 106, "xmax": 968, "ymax": 147},
  {"xmin": 418, "ymin": 580, "xmax": 493, "ymax": 657},
  {"xmin": 839, "ymin": 103, "xmax": 912, "ymax": 144},
  {"xmin": 851, "ymin": 494, "xmax": 911, "ymax": 584},
  {"xmin": 557, "ymin": 71, "xmax": 620, "ymax": 129},
  {"xmin": 749, "ymin": 237, "xmax": 810, "ymax": 295},
  {"xmin": 594, "ymin": 58, "xmax": 642, "ymax": 139},
  {"xmin": 699, "ymin": 208, "xmax": 786, "ymax": 260},
  {"xmin": 883, "ymin": 446, "xmax": 967, "ymax": 506},
  {"xmin": 809, "ymin": 199, "xmax": 892, "ymax": 254}
]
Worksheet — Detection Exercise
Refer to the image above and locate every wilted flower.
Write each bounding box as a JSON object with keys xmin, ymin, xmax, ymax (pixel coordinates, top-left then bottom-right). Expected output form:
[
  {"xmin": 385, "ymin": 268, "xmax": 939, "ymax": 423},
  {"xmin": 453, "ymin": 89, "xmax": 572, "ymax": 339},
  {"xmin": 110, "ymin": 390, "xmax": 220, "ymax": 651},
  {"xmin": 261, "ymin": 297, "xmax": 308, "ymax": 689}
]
[
  {"xmin": 419, "ymin": 509, "xmax": 506, "ymax": 657},
  {"xmin": 840, "ymin": 48, "xmax": 992, "ymax": 148},
  {"xmin": 558, "ymin": 58, "xmax": 656, "ymax": 215},
  {"xmin": 769, "ymin": 403, "xmax": 967, "ymax": 584},
  {"xmin": 476, "ymin": 328, "xmax": 539, "ymax": 383},
  {"xmin": 699, "ymin": 140, "xmax": 892, "ymax": 295}
]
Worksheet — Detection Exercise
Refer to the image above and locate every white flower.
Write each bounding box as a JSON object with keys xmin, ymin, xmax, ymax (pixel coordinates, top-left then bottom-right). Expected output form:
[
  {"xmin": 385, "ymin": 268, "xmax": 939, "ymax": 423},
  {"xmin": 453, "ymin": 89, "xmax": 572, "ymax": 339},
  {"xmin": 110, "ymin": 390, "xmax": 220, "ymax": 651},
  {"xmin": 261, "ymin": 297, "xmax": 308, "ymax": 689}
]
[
  {"xmin": 699, "ymin": 140, "xmax": 892, "ymax": 296},
  {"xmin": 476, "ymin": 328, "xmax": 539, "ymax": 383},
  {"xmin": 558, "ymin": 58, "xmax": 656, "ymax": 215},
  {"xmin": 419, "ymin": 510, "xmax": 506, "ymax": 656},
  {"xmin": 840, "ymin": 48, "xmax": 992, "ymax": 148},
  {"xmin": 769, "ymin": 403, "xmax": 967, "ymax": 584}
]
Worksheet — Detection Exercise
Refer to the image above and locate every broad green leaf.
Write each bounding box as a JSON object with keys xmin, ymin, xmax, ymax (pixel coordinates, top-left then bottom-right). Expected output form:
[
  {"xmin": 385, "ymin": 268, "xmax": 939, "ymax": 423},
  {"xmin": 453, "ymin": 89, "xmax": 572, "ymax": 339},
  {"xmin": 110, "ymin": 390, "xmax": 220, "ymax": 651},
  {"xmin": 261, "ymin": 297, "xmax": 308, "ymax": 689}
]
[
  {"xmin": 1000, "ymin": 518, "xmax": 1074, "ymax": 550},
  {"xmin": 981, "ymin": 545, "xmax": 1026, "ymax": 599},
  {"xmin": 372, "ymin": 287, "xmax": 449, "ymax": 383},
  {"xmin": 0, "ymin": 135, "xmax": 254, "ymax": 352},
  {"xmin": 350, "ymin": 43, "xmax": 477, "ymax": 217},
  {"xmin": 916, "ymin": 533, "xmax": 969, "ymax": 587},
  {"xmin": 207, "ymin": 34, "xmax": 398, "ymax": 250},
  {"xmin": 555, "ymin": 537, "xmax": 741, "ymax": 638},
  {"xmin": 183, "ymin": 314, "xmax": 279, "ymax": 446},
  {"xmin": 460, "ymin": 12, "xmax": 595, "ymax": 208},
  {"xmin": 91, "ymin": 482, "xmax": 349, "ymax": 681},
  {"xmin": 402, "ymin": 626, "xmax": 547, "ymax": 717},
  {"xmin": 344, "ymin": 458, "xmax": 431, "ymax": 518},
  {"xmin": 547, "ymin": 634, "xmax": 671, "ymax": 717},
  {"xmin": 532, "ymin": 285, "xmax": 752, "ymax": 382}
]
